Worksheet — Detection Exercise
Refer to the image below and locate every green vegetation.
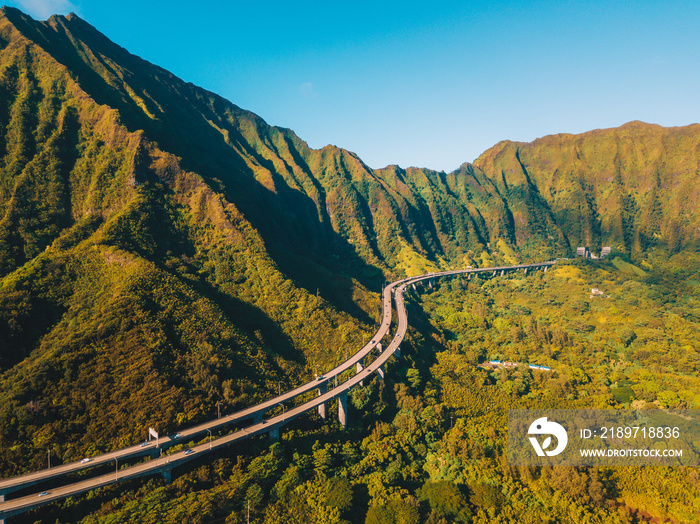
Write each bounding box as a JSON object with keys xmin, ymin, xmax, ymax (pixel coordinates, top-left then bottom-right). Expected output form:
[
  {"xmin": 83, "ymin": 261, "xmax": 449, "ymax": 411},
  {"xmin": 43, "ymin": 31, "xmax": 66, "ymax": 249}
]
[
  {"xmin": 18, "ymin": 253, "xmax": 700, "ymax": 524},
  {"xmin": 474, "ymin": 121, "xmax": 700, "ymax": 257},
  {"xmin": 0, "ymin": 6, "xmax": 699, "ymax": 524},
  {"xmin": 420, "ymin": 253, "xmax": 700, "ymax": 407},
  {"xmin": 0, "ymin": 6, "xmax": 375, "ymax": 475}
]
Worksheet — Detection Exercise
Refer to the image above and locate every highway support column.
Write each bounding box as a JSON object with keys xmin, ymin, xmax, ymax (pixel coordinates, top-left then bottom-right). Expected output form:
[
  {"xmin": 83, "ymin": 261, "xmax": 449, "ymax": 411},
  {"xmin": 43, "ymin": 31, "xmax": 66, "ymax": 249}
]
[
  {"xmin": 338, "ymin": 392, "xmax": 348, "ymax": 429},
  {"xmin": 356, "ymin": 358, "xmax": 364, "ymax": 386},
  {"xmin": 269, "ymin": 427, "xmax": 279, "ymax": 441},
  {"xmin": 318, "ymin": 383, "xmax": 327, "ymax": 420},
  {"xmin": 161, "ymin": 467, "xmax": 172, "ymax": 484}
]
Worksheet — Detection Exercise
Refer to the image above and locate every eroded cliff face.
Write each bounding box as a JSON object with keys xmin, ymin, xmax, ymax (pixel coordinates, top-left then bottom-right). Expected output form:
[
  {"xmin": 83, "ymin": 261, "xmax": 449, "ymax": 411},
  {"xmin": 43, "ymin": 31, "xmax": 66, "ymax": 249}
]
[
  {"xmin": 0, "ymin": 6, "xmax": 698, "ymax": 472},
  {"xmin": 473, "ymin": 121, "xmax": 700, "ymax": 255}
]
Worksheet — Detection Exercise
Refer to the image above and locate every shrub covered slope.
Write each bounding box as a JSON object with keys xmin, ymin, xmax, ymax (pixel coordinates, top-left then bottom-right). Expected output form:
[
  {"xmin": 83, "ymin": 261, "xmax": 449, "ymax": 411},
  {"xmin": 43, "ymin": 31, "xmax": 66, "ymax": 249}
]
[{"xmin": 0, "ymin": 6, "xmax": 699, "ymax": 523}]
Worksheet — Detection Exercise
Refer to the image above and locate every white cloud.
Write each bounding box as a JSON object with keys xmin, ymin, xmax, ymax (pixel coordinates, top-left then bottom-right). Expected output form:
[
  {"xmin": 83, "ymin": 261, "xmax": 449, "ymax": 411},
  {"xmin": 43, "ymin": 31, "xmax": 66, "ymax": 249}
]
[
  {"xmin": 12, "ymin": 0, "xmax": 79, "ymax": 20},
  {"xmin": 299, "ymin": 82, "xmax": 317, "ymax": 99}
]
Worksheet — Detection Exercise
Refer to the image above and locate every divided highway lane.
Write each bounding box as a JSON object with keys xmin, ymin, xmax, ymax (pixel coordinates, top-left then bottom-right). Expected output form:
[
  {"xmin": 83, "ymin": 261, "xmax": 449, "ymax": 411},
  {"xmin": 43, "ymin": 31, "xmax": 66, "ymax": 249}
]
[
  {"xmin": 0, "ymin": 279, "xmax": 415, "ymax": 519},
  {"xmin": 0, "ymin": 262, "xmax": 556, "ymax": 519},
  {"xmin": 0, "ymin": 286, "xmax": 398, "ymax": 498}
]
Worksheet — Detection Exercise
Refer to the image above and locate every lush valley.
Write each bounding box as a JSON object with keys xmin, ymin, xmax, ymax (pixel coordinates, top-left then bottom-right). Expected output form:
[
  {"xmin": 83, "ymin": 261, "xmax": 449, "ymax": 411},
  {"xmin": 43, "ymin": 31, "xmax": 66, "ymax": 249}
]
[
  {"xmin": 17, "ymin": 255, "xmax": 700, "ymax": 524},
  {"xmin": 0, "ymin": 6, "xmax": 699, "ymax": 523}
]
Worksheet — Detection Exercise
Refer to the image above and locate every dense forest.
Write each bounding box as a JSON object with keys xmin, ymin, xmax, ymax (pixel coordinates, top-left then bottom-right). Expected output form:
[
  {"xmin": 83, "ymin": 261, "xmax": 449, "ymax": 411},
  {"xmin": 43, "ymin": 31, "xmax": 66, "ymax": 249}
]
[
  {"xmin": 0, "ymin": 6, "xmax": 699, "ymax": 523},
  {"xmin": 14, "ymin": 253, "xmax": 700, "ymax": 524}
]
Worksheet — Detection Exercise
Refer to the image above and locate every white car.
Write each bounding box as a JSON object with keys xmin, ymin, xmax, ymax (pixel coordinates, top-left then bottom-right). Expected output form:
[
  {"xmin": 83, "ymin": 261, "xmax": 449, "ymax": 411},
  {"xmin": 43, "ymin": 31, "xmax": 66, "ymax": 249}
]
[{"xmin": 80, "ymin": 458, "xmax": 91, "ymax": 463}]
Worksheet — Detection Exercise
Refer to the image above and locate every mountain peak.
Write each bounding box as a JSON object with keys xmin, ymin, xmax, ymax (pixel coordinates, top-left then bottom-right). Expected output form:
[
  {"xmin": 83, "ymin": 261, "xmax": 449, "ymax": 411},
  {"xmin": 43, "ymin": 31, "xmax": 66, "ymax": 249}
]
[
  {"xmin": 619, "ymin": 119, "xmax": 657, "ymax": 128},
  {"xmin": 0, "ymin": 12, "xmax": 699, "ymax": 518}
]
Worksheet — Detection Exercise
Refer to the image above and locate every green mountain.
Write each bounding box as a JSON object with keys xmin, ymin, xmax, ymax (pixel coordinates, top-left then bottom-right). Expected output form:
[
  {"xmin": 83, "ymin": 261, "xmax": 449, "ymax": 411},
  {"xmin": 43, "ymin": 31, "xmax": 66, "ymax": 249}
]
[
  {"xmin": 473, "ymin": 121, "xmax": 700, "ymax": 255},
  {"xmin": 0, "ymin": 6, "xmax": 383, "ymax": 468},
  {"xmin": 0, "ymin": 5, "xmax": 698, "ymax": 494}
]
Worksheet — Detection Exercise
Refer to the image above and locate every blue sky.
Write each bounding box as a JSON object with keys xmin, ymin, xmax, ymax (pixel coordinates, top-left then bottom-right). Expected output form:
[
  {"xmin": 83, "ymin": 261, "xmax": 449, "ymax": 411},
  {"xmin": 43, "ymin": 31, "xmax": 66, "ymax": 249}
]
[{"xmin": 6, "ymin": 0, "xmax": 700, "ymax": 172}]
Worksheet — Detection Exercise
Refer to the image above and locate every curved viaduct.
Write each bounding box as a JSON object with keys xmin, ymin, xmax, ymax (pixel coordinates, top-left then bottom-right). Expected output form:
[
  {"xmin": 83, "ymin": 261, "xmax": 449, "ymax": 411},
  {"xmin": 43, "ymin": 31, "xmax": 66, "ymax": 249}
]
[{"xmin": 0, "ymin": 261, "xmax": 555, "ymax": 521}]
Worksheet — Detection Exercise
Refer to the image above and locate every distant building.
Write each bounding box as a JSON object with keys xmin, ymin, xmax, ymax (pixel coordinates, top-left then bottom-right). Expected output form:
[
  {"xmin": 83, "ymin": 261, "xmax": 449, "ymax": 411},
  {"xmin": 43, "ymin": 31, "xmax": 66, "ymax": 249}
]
[
  {"xmin": 600, "ymin": 246, "xmax": 612, "ymax": 258},
  {"xmin": 590, "ymin": 287, "xmax": 609, "ymax": 298},
  {"xmin": 576, "ymin": 247, "xmax": 590, "ymax": 258}
]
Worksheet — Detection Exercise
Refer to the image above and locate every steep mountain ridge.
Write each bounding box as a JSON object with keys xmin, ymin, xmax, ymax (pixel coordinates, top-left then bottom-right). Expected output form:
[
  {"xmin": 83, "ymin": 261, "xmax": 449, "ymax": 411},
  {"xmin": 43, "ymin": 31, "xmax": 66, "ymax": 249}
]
[
  {"xmin": 0, "ymin": 7, "xmax": 378, "ymax": 470},
  {"xmin": 474, "ymin": 120, "xmax": 700, "ymax": 254},
  {"xmin": 0, "ymin": 7, "xmax": 526, "ymax": 278},
  {"xmin": 0, "ymin": 6, "xmax": 699, "ymax": 477}
]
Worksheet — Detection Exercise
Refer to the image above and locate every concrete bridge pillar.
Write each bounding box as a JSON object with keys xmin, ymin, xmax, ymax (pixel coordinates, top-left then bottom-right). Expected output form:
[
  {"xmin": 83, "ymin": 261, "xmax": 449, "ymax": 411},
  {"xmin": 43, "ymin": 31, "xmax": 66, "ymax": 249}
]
[
  {"xmin": 500, "ymin": 270, "xmax": 505, "ymax": 276},
  {"xmin": 318, "ymin": 383, "xmax": 327, "ymax": 419},
  {"xmin": 544, "ymin": 266, "xmax": 548, "ymax": 273},
  {"xmin": 338, "ymin": 392, "xmax": 348, "ymax": 429},
  {"xmin": 395, "ymin": 346, "xmax": 401, "ymax": 358},
  {"xmin": 161, "ymin": 467, "xmax": 172, "ymax": 484},
  {"xmin": 412, "ymin": 283, "xmax": 416, "ymax": 290},
  {"xmin": 524, "ymin": 267, "xmax": 528, "ymax": 275},
  {"xmin": 377, "ymin": 365, "xmax": 385, "ymax": 380},
  {"xmin": 357, "ymin": 358, "xmax": 365, "ymax": 386},
  {"xmin": 269, "ymin": 427, "xmax": 279, "ymax": 441},
  {"xmin": 492, "ymin": 270, "xmax": 497, "ymax": 276}
]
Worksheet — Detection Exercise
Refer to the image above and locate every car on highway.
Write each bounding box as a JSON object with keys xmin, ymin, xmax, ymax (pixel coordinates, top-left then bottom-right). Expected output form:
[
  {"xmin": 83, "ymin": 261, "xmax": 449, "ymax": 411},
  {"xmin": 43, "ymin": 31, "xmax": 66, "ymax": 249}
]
[
  {"xmin": 184, "ymin": 449, "xmax": 195, "ymax": 456},
  {"xmin": 38, "ymin": 491, "xmax": 50, "ymax": 497},
  {"xmin": 140, "ymin": 441, "xmax": 151, "ymax": 447},
  {"xmin": 173, "ymin": 433, "xmax": 181, "ymax": 439},
  {"xmin": 80, "ymin": 458, "xmax": 91, "ymax": 463}
]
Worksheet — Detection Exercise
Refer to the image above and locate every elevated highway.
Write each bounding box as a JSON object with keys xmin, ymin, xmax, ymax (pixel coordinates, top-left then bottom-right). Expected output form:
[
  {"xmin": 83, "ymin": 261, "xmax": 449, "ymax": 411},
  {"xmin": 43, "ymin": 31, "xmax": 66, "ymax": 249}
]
[
  {"xmin": 0, "ymin": 261, "xmax": 555, "ymax": 521},
  {"xmin": 0, "ymin": 288, "xmax": 396, "ymax": 498}
]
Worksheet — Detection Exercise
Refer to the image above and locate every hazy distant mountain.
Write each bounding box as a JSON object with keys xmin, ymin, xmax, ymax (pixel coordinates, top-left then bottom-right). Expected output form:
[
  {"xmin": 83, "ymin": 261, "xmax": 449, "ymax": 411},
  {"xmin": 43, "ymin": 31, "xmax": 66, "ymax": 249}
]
[{"xmin": 0, "ymin": 5, "xmax": 698, "ymax": 470}]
